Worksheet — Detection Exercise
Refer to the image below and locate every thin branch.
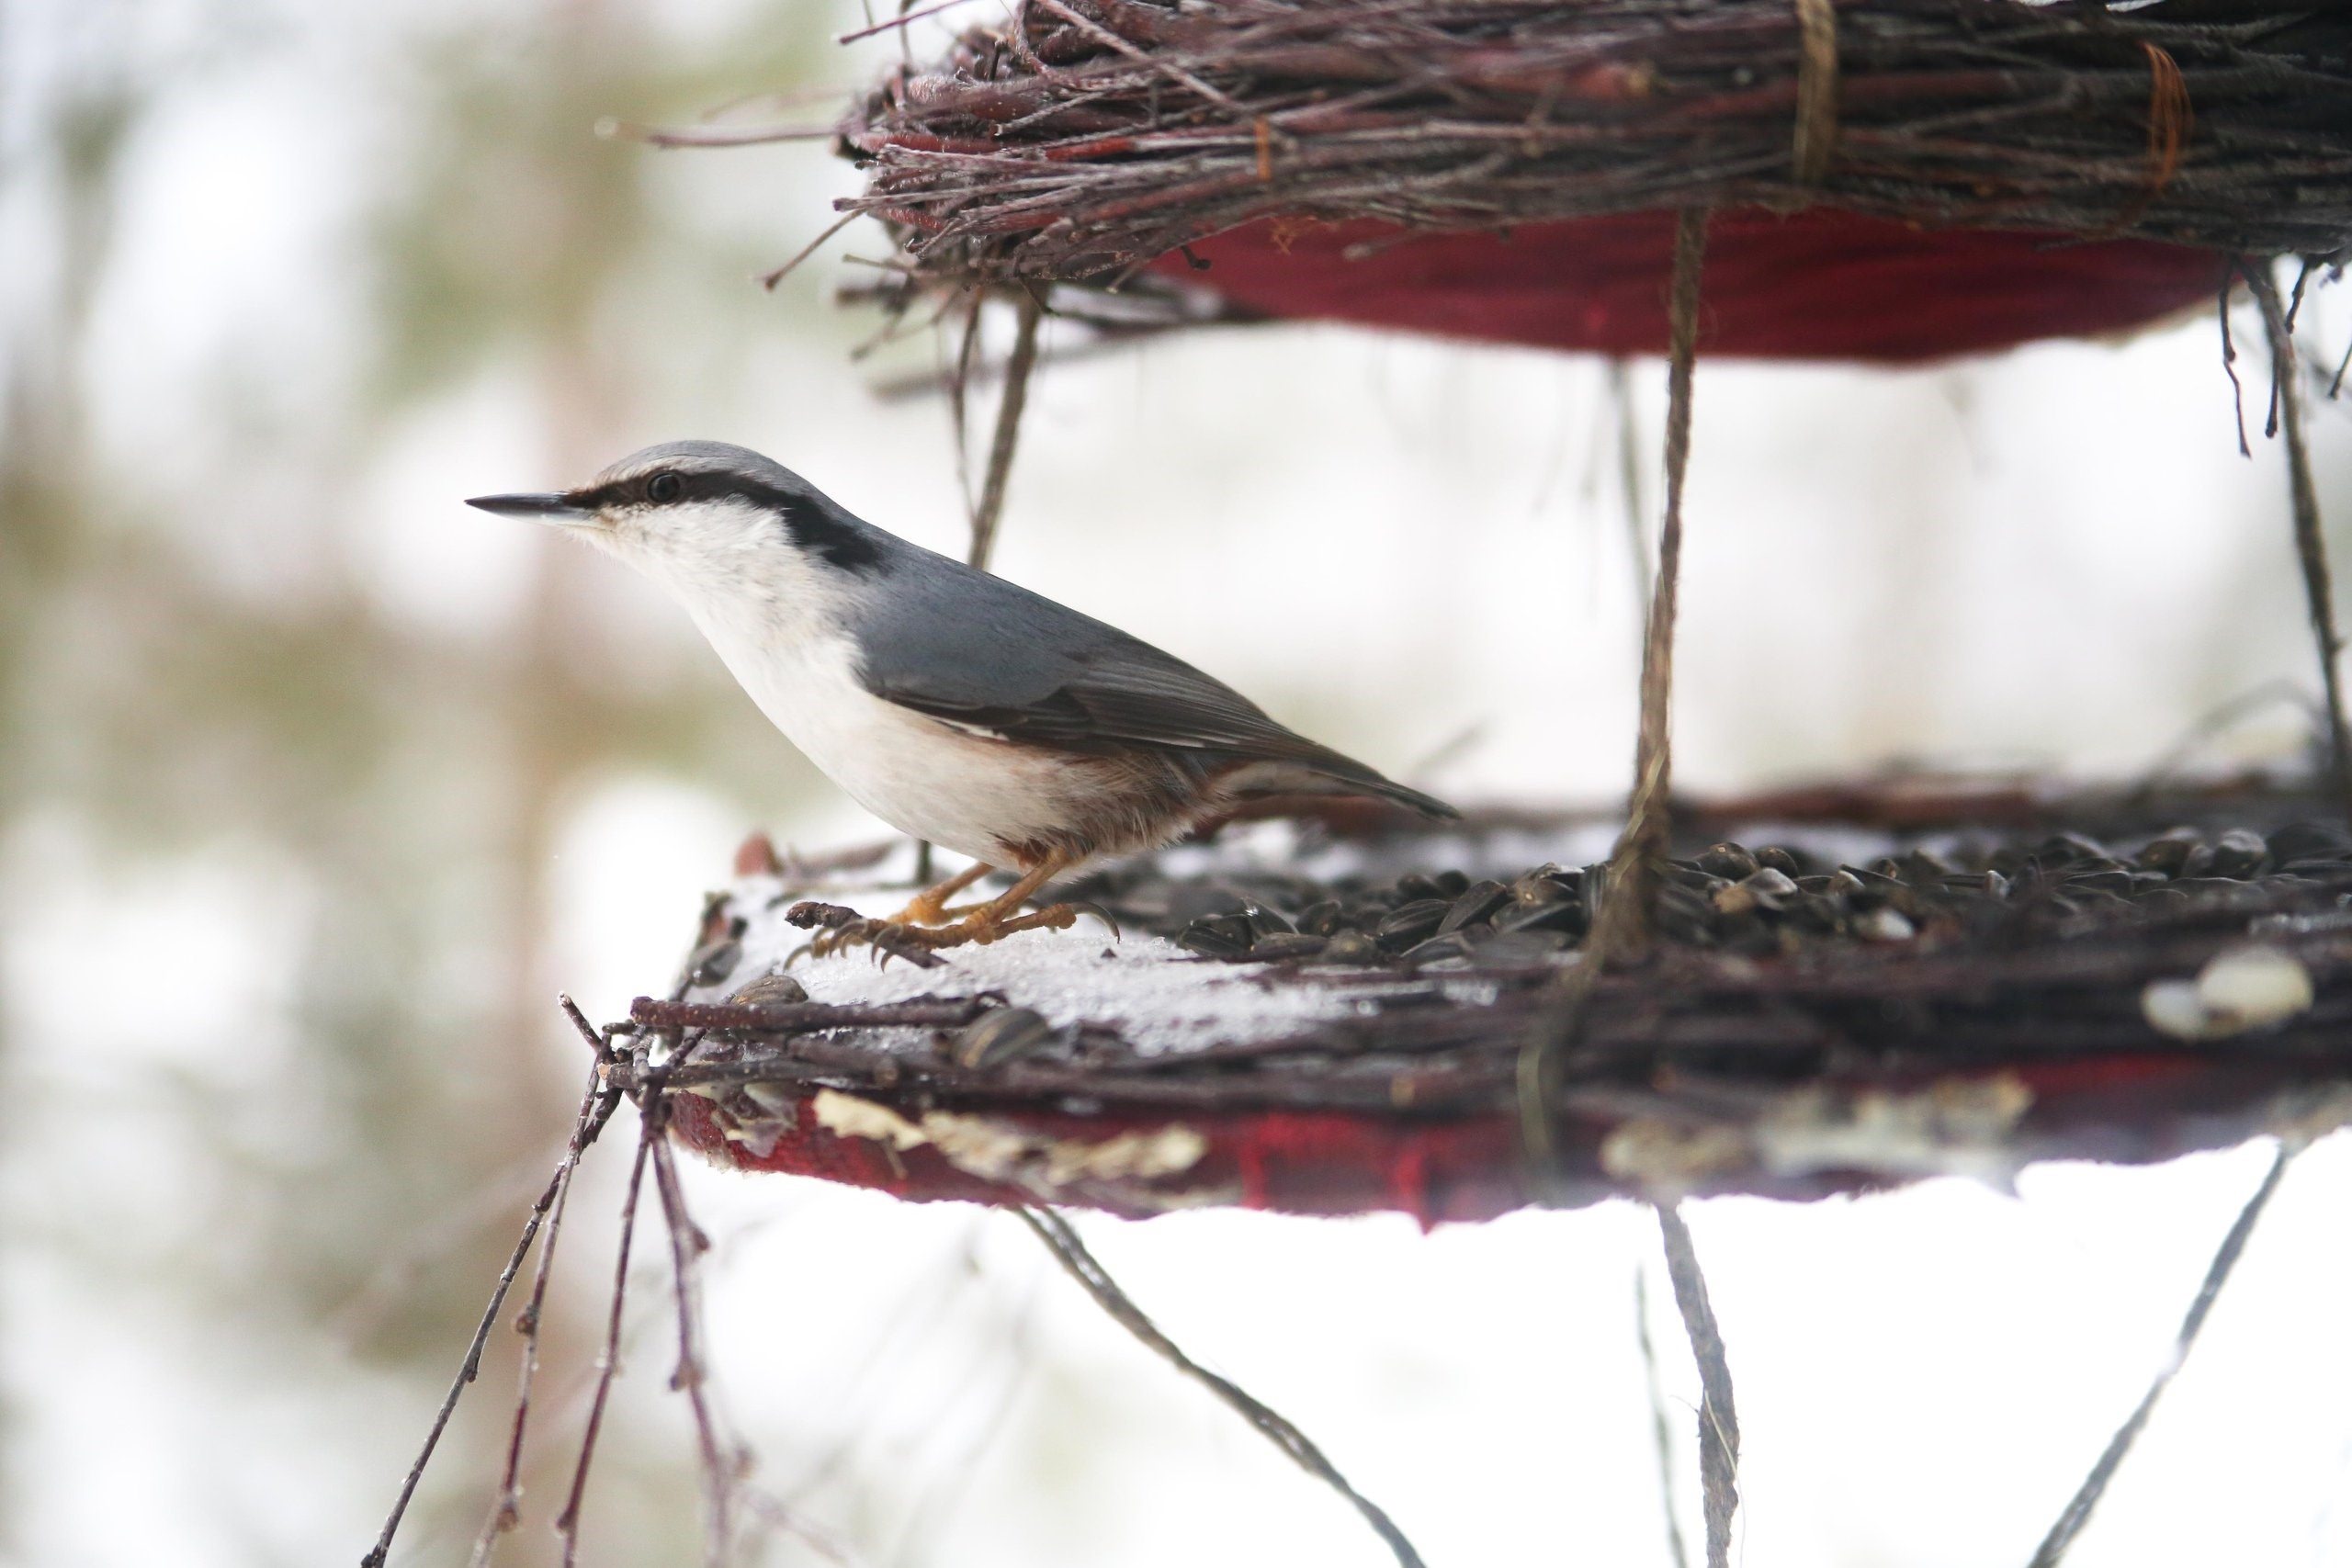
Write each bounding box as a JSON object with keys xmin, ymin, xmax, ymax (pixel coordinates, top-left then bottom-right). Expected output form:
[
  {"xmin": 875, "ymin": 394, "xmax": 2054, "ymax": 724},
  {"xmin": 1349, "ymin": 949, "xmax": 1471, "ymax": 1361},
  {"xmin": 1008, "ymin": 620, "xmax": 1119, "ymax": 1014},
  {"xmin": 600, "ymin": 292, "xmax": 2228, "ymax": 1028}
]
[
  {"xmin": 838, "ymin": 0, "xmax": 990, "ymax": 44},
  {"xmin": 1609, "ymin": 357, "xmax": 1654, "ymax": 612},
  {"xmin": 2220, "ymin": 283, "xmax": 2253, "ymax": 458},
  {"xmin": 1014, "ymin": 1205, "xmax": 1428, "ymax": 1568},
  {"xmin": 1654, "ymin": 1201, "xmax": 1739, "ymax": 1568},
  {"xmin": 2245, "ymin": 261, "xmax": 2352, "ymax": 822},
  {"xmin": 555, "ymin": 1124, "xmax": 654, "ymax": 1568},
  {"xmin": 469, "ymin": 1055, "xmax": 618, "ymax": 1568},
  {"xmin": 1634, "ymin": 1266, "xmax": 1694, "ymax": 1568},
  {"xmin": 363, "ymin": 1043, "xmax": 625, "ymax": 1568},
  {"xmin": 629, "ymin": 995, "xmax": 989, "ymax": 1034},
  {"xmin": 762, "ymin": 210, "xmax": 864, "ymax": 291},
  {"xmin": 967, "ymin": 290, "xmax": 1045, "ymax": 570},
  {"xmin": 2025, "ymin": 1140, "xmax": 2296, "ymax": 1568},
  {"xmin": 618, "ymin": 119, "xmax": 837, "ymax": 150},
  {"xmin": 650, "ymin": 1122, "xmax": 741, "ymax": 1568},
  {"xmin": 1025, "ymin": 0, "xmax": 1261, "ymax": 127},
  {"xmin": 947, "ymin": 287, "xmax": 985, "ymax": 534}
]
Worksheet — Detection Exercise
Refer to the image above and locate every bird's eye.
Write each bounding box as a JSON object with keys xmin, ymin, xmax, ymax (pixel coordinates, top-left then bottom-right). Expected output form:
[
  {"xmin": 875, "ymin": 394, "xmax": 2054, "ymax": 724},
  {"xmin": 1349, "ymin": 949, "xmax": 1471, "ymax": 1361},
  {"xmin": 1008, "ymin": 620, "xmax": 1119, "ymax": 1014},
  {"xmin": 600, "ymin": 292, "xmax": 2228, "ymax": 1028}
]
[{"xmin": 646, "ymin": 471, "xmax": 684, "ymax": 504}]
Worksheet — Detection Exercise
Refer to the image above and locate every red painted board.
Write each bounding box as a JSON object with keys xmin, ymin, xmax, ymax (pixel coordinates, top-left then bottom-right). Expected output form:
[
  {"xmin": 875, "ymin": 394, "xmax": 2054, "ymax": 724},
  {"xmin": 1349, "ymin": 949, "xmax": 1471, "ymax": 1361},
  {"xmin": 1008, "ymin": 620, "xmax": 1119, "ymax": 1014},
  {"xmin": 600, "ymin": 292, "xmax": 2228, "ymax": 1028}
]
[{"xmin": 1152, "ymin": 209, "xmax": 2226, "ymax": 362}]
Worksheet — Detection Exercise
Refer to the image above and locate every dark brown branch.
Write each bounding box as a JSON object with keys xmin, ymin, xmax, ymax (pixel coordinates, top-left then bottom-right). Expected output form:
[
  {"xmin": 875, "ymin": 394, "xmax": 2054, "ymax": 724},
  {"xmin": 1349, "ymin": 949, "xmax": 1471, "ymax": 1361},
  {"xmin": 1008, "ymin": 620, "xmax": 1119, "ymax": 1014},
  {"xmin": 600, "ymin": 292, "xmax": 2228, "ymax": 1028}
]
[
  {"xmin": 967, "ymin": 289, "xmax": 1044, "ymax": 570},
  {"xmin": 1014, "ymin": 1204, "xmax": 1429, "ymax": 1568},
  {"xmin": 1654, "ymin": 1202, "xmax": 1739, "ymax": 1568},
  {"xmin": 1609, "ymin": 357, "xmax": 1654, "ymax": 611},
  {"xmin": 2025, "ymin": 1140, "xmax": 2295, "ymax": 1568},
  {"xmin": 555, "ymin": 1124, "xmax": 654, "ymax": 1568},
  {"xmin": 838, "ymin": 0, "xmax": 988, "ymax": 45},
  {"xmin": 623, "ymin": 120, "xmax": 836, "ymax": 150},
  {"xmin": 2245, "ymin": 262, "xmax": 2352, "ymax": 823},
  {"xmin": 832, "ymin": 3, "xmax": 2352, "ymax": 295},
  {"xmin": 363, "ymin": 1044, "xmax": 626, "ymax": 1568},
  {"xmin": 761, "ymin": 210, "xmax": 863, "ymax": 291},
  {"xmin": 469, "ymin": 1055, "xmax": 617, "ymax": 1568},
  {"xmin": 650, "ymin": 1120, "xmax": 741, "ymax": 1567},
  {"xmin": 628, "ymin": 995, "xmax": 990, "ymax": 1034},
  {"xmin": 1634, "ymin": 1266, "xmax": 1694, "ymax": 1568}
]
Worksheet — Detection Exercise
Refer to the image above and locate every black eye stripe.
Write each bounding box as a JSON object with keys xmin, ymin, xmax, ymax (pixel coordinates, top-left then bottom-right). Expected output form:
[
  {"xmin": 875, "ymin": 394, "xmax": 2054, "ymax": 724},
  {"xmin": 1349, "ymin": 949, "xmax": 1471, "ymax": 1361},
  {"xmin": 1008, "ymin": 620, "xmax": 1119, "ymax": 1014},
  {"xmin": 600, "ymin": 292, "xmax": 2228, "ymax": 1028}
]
[
  {"xmin": 558, "ymin": 468, "xmax": 885, "ymax": 575},
  {"xmin": 563, "ymin": 479, "xmax": 627, "ymax": 511}
]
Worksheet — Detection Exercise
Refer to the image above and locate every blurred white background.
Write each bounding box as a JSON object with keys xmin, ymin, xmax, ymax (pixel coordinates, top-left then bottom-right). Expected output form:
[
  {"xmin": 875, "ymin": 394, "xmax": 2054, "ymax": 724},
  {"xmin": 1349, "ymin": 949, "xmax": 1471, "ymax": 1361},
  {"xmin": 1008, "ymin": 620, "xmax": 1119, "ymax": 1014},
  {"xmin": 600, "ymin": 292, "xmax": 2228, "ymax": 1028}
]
[{"xmin": 6, "ymin": 2, "xmax": 2352, "ymax": 1565}]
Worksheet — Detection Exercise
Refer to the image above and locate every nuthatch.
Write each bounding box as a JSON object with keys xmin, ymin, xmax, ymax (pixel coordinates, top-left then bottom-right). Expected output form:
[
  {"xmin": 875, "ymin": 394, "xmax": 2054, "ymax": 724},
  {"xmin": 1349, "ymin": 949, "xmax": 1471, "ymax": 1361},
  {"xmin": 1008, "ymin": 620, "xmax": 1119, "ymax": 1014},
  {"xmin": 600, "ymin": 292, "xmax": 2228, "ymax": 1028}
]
[{"xmin": 470, "ymin": 441, "xmax": 1455, "ymax": 950}]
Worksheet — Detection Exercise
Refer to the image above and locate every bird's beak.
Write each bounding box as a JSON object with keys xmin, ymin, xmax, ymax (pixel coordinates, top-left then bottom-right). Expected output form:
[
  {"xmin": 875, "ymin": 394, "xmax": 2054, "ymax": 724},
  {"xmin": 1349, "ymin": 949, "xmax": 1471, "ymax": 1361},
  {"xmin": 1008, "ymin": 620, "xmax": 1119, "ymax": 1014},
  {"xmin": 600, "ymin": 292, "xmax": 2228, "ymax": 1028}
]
[{"xmin": 465, "ymin": 491, "xmax": 597, "ymax": 525}]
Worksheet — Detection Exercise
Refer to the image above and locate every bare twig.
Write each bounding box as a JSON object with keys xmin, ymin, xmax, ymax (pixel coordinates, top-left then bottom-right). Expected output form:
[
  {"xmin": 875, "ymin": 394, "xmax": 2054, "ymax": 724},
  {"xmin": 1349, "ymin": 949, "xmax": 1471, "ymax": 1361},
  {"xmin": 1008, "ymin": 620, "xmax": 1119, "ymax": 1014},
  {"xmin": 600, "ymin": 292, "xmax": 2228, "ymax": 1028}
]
[
  {"xmin": 468, "ymin": 1053, "xmax": 618, "ymax": 1567},
  {"xmin": 363, "ymin": 1033, "xmax": 626, "ymax": 1568},
  {"xmin": 555, "ymin": 1125, "xmax": 655, "ymax": 1568},
  {"xmin": 884, "ymin": 1262, "xmax": 1046, "ymax": 1566},
  {"xmin": 628, "ymin": 994, "xmax": 989, "ymax": 1034},
  {"xmin": 2220, "ymin": 284, "xmax": 2253, "ymax": 457},
  {"xmin": 2025, "ymin": 1140, "xmax": 2296, "ymax": 1568},
  {"xmin": 1014, "ymin": 1205, "xmax": 1428, "ymax": 1568},
  {"xmin": 740, "ymin": 1486, "xmax": 859, "ymax": 1566},
  {"xmin": 559, "ymin": 994, "xmax": 613, "ymax": 1059},
  {"xmin": 1025, "ymin": 0, "xmax": 1260, "ymax": 127},
  {"xmin": 650, "ymin": 1121, "xmax": 741, "ymax": 1567},
  {"xmin": 839, "ymin": 0, "xmax": 990, "ymax": 44},
  {"xmin": 1609, "ymin": 356, "xmax": 1654, "ymax": 612},
  {"xmin": 2245, "ymin": 262, "xmax": 2352, "ymax": 822},
  {"xmin": 835, "ymin": 3, "xmax": 2352, "ymax": 297},
  {"xmin": 621, "ymin": 119, "xmax": 836, "ymax": 150},
  {"xmin": 761, "ymin": 210, "xmax": 863, "ymax": 291},
  {"xmin": 967, "ymin": 289, "xmax": 1044, "ymax": 571},
  {"xmin": 946, "ymin": 288, "xmax": 984, "ymax": 542},
  {"xmin": 1654, "ymin": 1202, "xmax": 1739, "ymax": 1568},
  {"xmin": 1634, "ymin": 1266, "xmax": 1694, "ymax": 1568}
]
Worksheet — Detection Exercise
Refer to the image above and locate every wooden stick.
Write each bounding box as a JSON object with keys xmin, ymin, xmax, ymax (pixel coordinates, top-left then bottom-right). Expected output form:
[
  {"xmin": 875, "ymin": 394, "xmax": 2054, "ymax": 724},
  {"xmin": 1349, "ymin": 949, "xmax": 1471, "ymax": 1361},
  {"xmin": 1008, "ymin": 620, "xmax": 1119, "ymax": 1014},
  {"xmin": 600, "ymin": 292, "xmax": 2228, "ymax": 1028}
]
[
  {"xmin": 1655, "ymin": 1202, "xmax": 1739, "ymax": 1568},
  {"xmin": 2026, "ymin": 1141, "xmax": 2295, "ymax": 1567},
  {"xmin": 2245, "ymin": 263, "xmax": 2352, "ymax": 821},
  {"xmin": 967, "ymin": 290, "xmax": 1044, "ymax": 571},
  {"xmin": 1016, "ymin": 1205, "xmax": 1428, "ymax": 1568}
]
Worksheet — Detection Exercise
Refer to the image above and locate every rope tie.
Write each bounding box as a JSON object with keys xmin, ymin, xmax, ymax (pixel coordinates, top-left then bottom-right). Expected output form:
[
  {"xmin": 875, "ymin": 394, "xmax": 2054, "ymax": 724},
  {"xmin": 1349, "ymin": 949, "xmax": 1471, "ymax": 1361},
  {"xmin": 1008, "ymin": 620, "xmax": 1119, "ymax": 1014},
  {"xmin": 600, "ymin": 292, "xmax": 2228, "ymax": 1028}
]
[
  {"xmin": 1792, "ymin": 0, "xmax": 1840, "ymax": 184},
  {"xmin": 2141, "ymin": 41, "xmax": 2191, "ymax": 197}
]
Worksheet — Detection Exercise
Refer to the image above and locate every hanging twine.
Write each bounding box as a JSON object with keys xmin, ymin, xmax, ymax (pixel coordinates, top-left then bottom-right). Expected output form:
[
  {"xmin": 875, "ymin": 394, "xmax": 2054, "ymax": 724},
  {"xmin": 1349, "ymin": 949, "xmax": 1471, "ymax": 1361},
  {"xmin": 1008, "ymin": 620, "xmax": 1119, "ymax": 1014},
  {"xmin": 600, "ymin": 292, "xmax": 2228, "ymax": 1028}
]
[
  {"xmin": 1518, "ymin": 208, "xmax": 1712, "ymax": 1175},
  {"xmin": 1791, "ymin": 0, "xmax": 1840, "ymax": 184}
]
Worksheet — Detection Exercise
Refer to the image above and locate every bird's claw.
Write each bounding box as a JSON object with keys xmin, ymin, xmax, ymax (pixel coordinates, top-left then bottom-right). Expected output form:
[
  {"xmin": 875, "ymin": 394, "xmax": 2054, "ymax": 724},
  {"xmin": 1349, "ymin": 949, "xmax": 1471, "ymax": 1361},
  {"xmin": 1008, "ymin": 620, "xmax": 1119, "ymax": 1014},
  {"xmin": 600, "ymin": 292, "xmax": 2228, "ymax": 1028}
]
[{"xmin": 1063, "ymin": 900, "xmax": 1121, "ymax": 941}]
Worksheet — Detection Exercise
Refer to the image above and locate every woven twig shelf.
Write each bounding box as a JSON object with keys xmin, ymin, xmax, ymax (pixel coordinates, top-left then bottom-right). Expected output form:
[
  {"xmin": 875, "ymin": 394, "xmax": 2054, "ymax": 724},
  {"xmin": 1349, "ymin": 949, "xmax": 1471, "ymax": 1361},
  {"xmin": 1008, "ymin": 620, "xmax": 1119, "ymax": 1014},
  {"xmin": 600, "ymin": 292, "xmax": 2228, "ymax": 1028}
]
[
  {"xmin": 831, "ymin": 0, "xmax": 2352, "ymax": 359},
  {"xmin": 631, "ymin": 779, "xmax": 2352, "ymax": 1222}
]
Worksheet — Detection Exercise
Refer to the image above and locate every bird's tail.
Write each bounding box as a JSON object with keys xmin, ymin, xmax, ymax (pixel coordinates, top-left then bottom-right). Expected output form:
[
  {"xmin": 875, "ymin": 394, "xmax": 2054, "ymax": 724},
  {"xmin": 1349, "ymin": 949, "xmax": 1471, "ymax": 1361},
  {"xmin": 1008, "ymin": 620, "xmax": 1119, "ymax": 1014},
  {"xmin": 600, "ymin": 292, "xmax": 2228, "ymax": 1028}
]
[{"xmin": 1221, "ymin": 746, "xmax": 1461, "ymax": 819}]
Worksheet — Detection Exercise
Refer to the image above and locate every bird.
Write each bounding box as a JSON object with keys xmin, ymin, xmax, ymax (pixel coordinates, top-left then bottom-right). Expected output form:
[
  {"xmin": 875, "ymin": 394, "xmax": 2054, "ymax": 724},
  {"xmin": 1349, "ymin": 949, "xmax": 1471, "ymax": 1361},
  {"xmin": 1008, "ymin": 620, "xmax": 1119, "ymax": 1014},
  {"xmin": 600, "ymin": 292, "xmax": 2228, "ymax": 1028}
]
[{"xmin": 469, "ymin": 440, "xmax": 1457, "ymax": 951}]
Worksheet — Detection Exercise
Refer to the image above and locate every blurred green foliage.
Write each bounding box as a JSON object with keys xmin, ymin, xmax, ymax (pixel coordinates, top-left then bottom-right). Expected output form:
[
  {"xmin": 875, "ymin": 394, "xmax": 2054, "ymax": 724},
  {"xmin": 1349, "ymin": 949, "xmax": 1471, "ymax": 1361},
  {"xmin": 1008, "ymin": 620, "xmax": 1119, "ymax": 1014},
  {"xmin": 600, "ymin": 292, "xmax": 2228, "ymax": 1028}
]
[{"xmin": 0, "ymin": 5, "xmax": 851, "ymax": 1562}]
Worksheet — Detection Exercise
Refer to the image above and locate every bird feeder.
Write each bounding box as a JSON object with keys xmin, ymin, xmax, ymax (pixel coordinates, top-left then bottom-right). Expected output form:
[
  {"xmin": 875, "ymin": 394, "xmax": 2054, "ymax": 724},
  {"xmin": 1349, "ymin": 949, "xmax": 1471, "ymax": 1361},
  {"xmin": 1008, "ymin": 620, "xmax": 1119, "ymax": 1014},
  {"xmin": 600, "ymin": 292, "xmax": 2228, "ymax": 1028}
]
[
  {"xmin": 835, "ymin": 0, "xmax": 2350, "ymax": 359},
  {"xmin": 632, "ymin": 0, "xmax": 2352, "ymax": 1221}
]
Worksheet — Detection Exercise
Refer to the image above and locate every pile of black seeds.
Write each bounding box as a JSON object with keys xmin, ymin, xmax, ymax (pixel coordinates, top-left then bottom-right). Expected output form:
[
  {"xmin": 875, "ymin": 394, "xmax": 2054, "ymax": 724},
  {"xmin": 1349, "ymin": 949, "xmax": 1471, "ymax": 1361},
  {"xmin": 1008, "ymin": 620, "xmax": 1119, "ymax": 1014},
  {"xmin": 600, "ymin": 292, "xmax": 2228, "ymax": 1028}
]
[{"xmin": 1070, "ymin": 821, "xmax": 2352, "ymax": 969}]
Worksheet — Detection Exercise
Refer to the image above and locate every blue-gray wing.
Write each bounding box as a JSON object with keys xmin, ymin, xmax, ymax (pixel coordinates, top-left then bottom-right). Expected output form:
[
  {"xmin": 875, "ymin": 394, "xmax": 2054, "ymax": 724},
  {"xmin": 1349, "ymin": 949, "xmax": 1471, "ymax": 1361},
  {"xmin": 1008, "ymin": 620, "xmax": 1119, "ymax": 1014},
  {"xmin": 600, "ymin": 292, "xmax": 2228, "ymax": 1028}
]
[{"xmin": 852, "ymin": 547, "xmax": 1456, "ymax": 816}]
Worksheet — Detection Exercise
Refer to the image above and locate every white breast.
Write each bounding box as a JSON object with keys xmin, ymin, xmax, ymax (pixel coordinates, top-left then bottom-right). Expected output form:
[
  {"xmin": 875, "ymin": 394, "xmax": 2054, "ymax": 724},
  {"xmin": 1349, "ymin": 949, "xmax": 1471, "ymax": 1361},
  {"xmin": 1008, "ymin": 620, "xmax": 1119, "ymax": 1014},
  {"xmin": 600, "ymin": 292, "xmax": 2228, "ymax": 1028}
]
[
  {"xmin": 626, "ymin": 513, "xmax": 1077, "ymax": 864},
  {"xmin": 706, "ymin": 613, "xmax": 1081, "ymax": 863}
]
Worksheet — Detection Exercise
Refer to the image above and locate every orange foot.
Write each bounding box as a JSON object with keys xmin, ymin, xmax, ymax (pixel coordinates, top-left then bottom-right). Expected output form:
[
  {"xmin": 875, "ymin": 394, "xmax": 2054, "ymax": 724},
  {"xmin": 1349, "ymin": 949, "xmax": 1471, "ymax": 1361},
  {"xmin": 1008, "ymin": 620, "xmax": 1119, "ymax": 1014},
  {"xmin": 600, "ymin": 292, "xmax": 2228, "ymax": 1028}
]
[{"xmin": 807, "ymin": 855, "xmax": 1117, "ymax": 964}]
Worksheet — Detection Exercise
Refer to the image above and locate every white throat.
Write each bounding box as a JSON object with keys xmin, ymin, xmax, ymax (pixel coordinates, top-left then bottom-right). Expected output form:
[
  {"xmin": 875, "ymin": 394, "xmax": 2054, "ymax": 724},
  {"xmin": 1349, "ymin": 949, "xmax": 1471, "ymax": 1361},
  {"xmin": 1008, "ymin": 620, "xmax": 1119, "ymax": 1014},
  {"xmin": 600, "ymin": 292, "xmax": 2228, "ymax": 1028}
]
[{"xmin": 594, "ymin": 496, "xmax": 884, "ymax": 772}]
